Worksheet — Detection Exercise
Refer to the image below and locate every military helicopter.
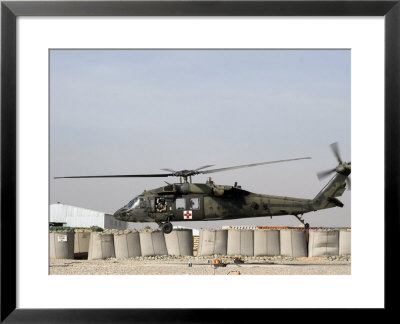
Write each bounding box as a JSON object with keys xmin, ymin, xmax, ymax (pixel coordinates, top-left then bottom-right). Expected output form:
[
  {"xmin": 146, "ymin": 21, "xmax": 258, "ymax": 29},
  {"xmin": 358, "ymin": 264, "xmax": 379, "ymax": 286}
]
[{"xmin": 55, "ymin": 143, "xmax": 350, "ymax": 234}]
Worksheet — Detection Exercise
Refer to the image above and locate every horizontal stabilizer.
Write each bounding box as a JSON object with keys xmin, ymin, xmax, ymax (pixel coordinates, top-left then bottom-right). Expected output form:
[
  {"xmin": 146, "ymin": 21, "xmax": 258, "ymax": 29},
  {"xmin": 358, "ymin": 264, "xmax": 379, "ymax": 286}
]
[{"xmin": 327, "ymin": 197, "xmax": 344, "ymax": 208}]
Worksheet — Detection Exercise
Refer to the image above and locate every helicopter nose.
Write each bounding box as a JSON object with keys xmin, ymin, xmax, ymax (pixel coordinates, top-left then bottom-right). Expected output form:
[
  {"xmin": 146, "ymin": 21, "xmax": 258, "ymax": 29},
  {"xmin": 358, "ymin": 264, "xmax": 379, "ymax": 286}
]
[
  {"xmin": 113, "ymin": 210, "xmax": 121, "ymax": 219},
  {"xmin": 114, "ymin": 208, "xmax": 127, "ymax": 220}
]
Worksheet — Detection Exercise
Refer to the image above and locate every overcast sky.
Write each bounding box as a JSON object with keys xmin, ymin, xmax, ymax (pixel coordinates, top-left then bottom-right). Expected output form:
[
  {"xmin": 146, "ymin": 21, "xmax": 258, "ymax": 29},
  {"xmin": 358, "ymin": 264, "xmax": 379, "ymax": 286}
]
[{"xmin": 50, "ymin": 49, "xmax": 351, "ymax": 229}]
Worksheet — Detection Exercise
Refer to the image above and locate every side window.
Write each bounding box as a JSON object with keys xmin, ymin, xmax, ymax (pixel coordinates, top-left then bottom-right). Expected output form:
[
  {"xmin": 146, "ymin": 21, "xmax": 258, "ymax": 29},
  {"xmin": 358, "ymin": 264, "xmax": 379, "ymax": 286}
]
[
  {"xmin": 176, "ymin": 198, "xmax": 185, "ymax": 210},
  {"xmin": 189, "ymin": 198, "xmax": 200, "ymax": 210},
  {"xmin": 138, "ymin": 198, "xmax": 146, "ymax": 208}
]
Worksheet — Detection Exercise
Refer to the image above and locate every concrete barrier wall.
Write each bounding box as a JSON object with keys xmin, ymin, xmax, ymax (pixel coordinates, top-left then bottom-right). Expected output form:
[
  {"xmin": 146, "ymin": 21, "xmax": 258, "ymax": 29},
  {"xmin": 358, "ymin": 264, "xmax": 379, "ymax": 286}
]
[
  {"xmin": 280, "ymin": 230, "xmax": 307, "ymax": 257},
  {"xmin": 197, "ymin": 229, "xmax": 228, "ymax": 256},
  {"xmin": 165, "ymin": 229, "xmax": 193, "ymax": 256},
  {"xmin": 114, "ymin": 232, "xmax": 141, "ymax": 259},
  {"xmin": 60, "ymin": 227, "xmax": 350, "ymax": 260},
  {"xmin": 308, "ymin": 230, "xmax": 339, "ymax": 257},
  {"xmin": 88, "ymin": 233, "xmax": 116, "ymax": 260},
  {"xmin": 213, "ymin": 230, "xmax": 228, "ymax": 255},
  {"xmin": 198, "ymin": 230, "xmax": 215, "ymax": 256},
  {"xmin": 74, "ymin": 231, "xmax": 90, "ymax": 254},
  {"xmin": 50, "ymin": 232, "xmax": 74, "ymax": 259},
  {"xmin": 227, "ymin": 230, "xmax": 254, "ymax": 256},
  {"xmin": 339, "ymin": 230, "xmax": 351, "ymax": 255},
  {"xmin": 139, "ymin": 231, "xmax": 168, "ymax": 256},
  {"xmin": 253, "ymin": 230, "xmax": 280, "ymax": 256}
]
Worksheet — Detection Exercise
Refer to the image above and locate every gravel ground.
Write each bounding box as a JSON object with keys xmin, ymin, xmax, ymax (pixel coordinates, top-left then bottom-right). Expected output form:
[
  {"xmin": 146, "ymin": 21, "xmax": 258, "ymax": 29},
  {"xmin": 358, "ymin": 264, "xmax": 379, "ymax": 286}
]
[{"xmin": 49, "ymin": 255, "xmax": 351, "ymax": 275}]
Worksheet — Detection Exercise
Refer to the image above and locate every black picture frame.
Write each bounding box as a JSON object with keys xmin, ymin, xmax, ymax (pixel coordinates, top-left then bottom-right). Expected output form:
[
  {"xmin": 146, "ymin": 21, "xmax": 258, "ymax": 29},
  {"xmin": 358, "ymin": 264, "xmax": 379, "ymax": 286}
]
[{"xmin": 1, "ymin": 0, "xmax": 398, "ymax": 322}]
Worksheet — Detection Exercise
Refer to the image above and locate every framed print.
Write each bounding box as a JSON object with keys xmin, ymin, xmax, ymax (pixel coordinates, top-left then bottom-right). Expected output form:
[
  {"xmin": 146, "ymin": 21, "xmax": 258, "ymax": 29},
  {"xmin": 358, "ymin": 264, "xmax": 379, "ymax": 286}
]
[{"xmin": 1, "ymin": 0, "xmax": 399, "ymax": 322}]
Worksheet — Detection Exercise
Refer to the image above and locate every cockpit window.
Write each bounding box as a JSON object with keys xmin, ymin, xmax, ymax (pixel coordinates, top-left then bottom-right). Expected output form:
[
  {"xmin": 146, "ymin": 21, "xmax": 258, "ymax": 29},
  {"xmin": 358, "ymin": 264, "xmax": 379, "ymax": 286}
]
[
  {"xmin": 138, "ymin": 198, "xmax": 146, "ymax": 208},
  {"xmin": 127, "ymin": 196, "xmax": 146, "ymax": 209},
  {"xmin": 127, "ymin": 197, "xmax": 137, "ymax": 208}
]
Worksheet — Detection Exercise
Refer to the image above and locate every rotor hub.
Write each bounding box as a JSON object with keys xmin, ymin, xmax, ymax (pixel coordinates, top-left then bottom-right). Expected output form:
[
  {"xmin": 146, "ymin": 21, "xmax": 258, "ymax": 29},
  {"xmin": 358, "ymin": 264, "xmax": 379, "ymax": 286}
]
[{"xmin": 336, "ymin": 162, "xmax": 351, "ymax": 176}]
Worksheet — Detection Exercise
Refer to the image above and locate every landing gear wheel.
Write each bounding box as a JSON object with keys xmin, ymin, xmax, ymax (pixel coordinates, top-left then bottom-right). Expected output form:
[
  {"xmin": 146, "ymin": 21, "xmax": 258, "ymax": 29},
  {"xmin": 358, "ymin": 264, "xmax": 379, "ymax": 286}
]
[
  {"xmin": 293, "ymin": 214, "xmax": 310, "ymax": 229},
  {"xmin": 162, "ymin": 222, "xmax": 173, "ymax": 234}
]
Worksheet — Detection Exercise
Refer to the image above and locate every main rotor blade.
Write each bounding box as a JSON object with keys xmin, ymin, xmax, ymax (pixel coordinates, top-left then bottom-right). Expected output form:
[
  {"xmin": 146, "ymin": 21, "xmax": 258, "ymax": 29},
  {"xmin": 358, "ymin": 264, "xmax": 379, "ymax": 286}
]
[
  {"xmin": 194, "ymin": 165, "xmax": 215, "ymax": 171},
  {"xmin": 54, "ymin": 173, "xmax": 173, "ymax": 179},
  {"xmin": 160, "ymin": 168, "xmax": 177, "ymax": 173},
  {"xmin": 330, "ymin": 142, "xmax": 343, "ymax": 164},
  {"xmin": 317, "ymin": 168, "xmax": 336, "ymax": 180},
  {"xmin": 200, "ymin": 157, "xmax": 311, "ymax": 175}
]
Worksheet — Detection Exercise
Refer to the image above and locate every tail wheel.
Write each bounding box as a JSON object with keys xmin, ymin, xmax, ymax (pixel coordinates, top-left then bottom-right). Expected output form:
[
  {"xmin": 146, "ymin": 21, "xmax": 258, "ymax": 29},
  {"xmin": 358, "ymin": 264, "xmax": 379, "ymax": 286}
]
[{"xmin": 162, "ymin": 222, "xmax": 173, "ymax": 234}]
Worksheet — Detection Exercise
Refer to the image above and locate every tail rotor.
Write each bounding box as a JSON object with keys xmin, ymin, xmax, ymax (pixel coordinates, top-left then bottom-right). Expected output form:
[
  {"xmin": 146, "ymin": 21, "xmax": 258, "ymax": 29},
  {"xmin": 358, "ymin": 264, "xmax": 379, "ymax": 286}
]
[
  {"xmin": 330, "ymin": 142, "xmax": 343, "ymax": 164},
  {"xmin": 317, "ymin": 167, "xmax": 337, "ymax": 180},
  {"xmin": 317, "ymin": 142, "xmax": 351, "ymax": 190}
]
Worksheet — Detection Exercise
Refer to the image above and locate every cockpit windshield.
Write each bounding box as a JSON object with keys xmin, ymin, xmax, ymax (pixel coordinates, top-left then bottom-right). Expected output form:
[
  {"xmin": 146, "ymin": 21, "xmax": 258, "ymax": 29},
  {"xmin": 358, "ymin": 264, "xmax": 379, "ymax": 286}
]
[
  {"xmin": 127, "ymin": 195, "xmax": 146, "ymax": 209},
  {"xmin": 127, "ymin": 197, "xmax": 137, "ymax": 208}
]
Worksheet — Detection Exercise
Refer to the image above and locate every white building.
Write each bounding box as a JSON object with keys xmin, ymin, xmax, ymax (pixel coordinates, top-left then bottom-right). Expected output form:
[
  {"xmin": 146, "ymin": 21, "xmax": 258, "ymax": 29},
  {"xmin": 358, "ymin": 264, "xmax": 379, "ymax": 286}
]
[{"xmin": 49, "ymin": 203, "xmax": 128, "ymax": 230}]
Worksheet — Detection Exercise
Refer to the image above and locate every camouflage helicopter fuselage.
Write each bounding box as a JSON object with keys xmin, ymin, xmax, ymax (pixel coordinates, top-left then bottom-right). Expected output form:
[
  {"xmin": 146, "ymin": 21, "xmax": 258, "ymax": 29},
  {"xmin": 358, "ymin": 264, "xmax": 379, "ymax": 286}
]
[{"xmin": 113, "ymin": 172, "xmax": 349, "ymax": 224}]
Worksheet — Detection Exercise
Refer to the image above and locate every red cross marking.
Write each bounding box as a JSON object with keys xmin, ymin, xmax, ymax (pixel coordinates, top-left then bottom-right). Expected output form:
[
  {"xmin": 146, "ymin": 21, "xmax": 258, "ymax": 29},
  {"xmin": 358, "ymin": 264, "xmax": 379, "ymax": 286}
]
[{"xmin": 184, "ymin": 211, "xmax": 192, "ymax": 219}]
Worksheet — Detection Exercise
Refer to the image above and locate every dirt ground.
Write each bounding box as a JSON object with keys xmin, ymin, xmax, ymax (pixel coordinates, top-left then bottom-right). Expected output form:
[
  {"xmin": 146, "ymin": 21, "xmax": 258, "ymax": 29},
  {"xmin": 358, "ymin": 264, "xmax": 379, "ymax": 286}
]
[{"xmin": 49, "ymin": 256, "xmax": 351, "ymax": 275}]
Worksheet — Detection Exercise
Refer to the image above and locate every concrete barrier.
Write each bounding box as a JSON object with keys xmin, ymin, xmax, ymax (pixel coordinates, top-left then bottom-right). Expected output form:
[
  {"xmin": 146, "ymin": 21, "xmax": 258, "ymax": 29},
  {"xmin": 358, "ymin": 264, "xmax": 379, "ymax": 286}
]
[
  {"xmin": 227, "ymin": 229, "xmax": 254, "ymax": 256},
  {"xmin": 88, "ymin": 232, "xmax": 116, "ymax": 260},
  {"xmin": 280, "ymin": 229, "xmax": 307, "ymax": 257},
  {"xmin": 74, "ymin": 231, "xmax": 90, "ymax": 254},
  {"xmin": 139, "ymin": 230, "xmax": 168, "ymax": 256},
  {"xmin": 114, "ymin": 231, "xmax": 141, "ymax": 259},
  {"xmin": 339, "ymin": 230, "xmax": 351, "ymax": 255},
  {"xmin": 165, "ymin": 229, "xmax": 193, "ymax": 256},
  {"xmin": 197, "ymin": 229, "xmax": 228, "ymax": 256},
  {"xmin": 253, "ymin": 229, "xmax": 280, "ymax": 256},
  {"xmin": 49, "ymin": 231, "xmax": 74, "ymax": 259},
  {"xmin": 308, "ymin": 230, "xmax": 339, "ymax": 257}
]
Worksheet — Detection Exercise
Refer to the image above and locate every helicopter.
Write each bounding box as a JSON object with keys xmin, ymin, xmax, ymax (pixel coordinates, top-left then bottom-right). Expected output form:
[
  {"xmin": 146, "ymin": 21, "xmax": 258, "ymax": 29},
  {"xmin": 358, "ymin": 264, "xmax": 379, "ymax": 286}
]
[{"xmin": 54, "ymin": 143, "xmax": 350, "ymax": 234}]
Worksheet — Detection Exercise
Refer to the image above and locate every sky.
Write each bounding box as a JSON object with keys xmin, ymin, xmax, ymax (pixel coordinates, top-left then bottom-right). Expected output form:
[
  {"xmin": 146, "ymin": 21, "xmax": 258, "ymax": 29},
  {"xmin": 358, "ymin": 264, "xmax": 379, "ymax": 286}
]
[{"xmin": 50, "ymin": 49, "xmax": 351, "ymax": 229}]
